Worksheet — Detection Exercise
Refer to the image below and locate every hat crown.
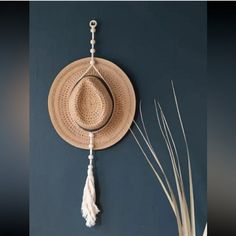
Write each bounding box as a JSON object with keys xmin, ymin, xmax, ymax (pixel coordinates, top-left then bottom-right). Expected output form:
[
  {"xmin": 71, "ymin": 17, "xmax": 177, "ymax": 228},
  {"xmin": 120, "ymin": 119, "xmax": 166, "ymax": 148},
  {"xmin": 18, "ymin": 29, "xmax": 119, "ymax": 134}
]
[{"xmin": 69, "ymin": 75, "xmax": 114, "ymax": 131}]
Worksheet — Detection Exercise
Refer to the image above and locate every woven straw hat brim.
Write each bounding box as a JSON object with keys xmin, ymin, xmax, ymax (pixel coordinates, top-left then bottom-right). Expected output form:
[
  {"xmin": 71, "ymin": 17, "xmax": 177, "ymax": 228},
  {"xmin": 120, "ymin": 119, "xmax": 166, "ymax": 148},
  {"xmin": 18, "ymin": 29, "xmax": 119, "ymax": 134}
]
[{"xmin": 48, "ymin": 57, "xmax": 136, "ymax": 150}]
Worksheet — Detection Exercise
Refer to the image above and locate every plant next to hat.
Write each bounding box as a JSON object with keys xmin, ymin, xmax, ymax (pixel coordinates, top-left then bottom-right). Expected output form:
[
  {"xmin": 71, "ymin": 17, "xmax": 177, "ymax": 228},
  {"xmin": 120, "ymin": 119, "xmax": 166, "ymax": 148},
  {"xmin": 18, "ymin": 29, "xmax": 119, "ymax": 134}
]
[{"xmin": 130, "ymin": 81, "xmax": 207, "ymax": 236}]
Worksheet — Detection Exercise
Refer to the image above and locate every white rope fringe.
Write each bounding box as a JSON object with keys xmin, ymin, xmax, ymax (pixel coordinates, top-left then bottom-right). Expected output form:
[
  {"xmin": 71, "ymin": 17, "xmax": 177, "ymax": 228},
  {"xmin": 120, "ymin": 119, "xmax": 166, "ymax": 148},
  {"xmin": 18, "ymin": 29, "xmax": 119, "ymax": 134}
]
[{"xmin": 81, "ymin": 132, "xmax": 100, "ymax": 227}]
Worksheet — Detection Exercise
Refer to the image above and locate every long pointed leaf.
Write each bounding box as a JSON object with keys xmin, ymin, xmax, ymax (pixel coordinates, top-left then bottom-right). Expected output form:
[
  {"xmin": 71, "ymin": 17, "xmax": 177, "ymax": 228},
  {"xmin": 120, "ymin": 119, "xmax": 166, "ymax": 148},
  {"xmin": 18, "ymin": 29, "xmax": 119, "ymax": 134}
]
[
  {"xmin": 203, "ymin": 223, "xmax": 207, "ymax": 236},
  {"xmin": 171, "ymin": 80, "xmax": 196, "ymax": 236},
  {"xmin": 130, "ymin": 128, "xmax": 175, "ymax": 214},
  {"xmin": 158, "ymin": 104, "xmax": 191, "ymax": 235},
  {"xmin": 159, "ymin": 108, "xmax": 190, "ymax": 236},
  {"xmin": 130, "ymin": 127, "xmax": 183, "ymax": 235}
]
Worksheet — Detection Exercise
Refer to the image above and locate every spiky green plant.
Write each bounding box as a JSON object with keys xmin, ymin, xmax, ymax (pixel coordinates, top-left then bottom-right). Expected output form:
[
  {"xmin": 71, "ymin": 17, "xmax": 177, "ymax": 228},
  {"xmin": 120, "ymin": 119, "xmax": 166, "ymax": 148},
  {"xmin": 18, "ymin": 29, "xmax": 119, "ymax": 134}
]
[{"xmin": 130, "ymin": 81, "xmax": 207, "ymax": 236}]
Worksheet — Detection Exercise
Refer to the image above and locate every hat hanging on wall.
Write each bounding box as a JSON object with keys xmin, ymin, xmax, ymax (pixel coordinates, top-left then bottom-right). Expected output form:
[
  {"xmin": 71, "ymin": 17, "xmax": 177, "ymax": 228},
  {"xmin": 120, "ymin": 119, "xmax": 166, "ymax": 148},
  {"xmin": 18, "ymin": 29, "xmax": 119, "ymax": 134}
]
[{"xmin": 48, "ymin": 20, "xmax": 136, "ymax": 227}]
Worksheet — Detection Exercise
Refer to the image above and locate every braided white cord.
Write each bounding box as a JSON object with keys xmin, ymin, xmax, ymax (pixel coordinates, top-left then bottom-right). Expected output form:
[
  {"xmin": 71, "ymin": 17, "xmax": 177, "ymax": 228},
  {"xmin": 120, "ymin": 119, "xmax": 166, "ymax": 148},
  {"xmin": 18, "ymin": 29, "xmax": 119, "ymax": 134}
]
[
  {"xmin": 88, "ymin": 132, "xmax": 94, "ymax": 166},
  {"xmin": 76, "ymin": 20, "xmax": 107, "ymax": 84},
  {"xmin": 75, "ymin": 20, "xmax": 99, "ymax": 83}
]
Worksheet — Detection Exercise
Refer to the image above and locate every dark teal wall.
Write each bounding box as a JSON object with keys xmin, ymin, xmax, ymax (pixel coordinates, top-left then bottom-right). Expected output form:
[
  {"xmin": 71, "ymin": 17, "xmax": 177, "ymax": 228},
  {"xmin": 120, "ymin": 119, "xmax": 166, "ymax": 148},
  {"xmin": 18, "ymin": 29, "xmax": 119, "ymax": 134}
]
[{"xmin": 30, "ymin": 2, "xmax": 206, "ymax": 236}]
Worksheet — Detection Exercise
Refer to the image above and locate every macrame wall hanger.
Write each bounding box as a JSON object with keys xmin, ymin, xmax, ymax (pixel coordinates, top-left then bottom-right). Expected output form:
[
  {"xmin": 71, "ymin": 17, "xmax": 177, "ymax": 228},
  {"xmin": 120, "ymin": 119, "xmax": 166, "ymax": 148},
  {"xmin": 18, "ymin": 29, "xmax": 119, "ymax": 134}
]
[
  {"xmin": 48, "ymin": 19, "xmax": 136, "ymax": 228},
  {"xmin": 80, "ymin": 20, "xmax": 101, "ymax": 228}
]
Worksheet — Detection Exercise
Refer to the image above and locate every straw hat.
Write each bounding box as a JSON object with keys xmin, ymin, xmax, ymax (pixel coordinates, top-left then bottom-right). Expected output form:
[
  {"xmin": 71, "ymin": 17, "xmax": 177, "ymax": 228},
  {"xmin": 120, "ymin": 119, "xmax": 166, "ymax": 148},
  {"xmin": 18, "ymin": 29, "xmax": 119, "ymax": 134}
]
[{"xmin": 48, "ymin": 57, "xmax": 136, "ymax": 150}]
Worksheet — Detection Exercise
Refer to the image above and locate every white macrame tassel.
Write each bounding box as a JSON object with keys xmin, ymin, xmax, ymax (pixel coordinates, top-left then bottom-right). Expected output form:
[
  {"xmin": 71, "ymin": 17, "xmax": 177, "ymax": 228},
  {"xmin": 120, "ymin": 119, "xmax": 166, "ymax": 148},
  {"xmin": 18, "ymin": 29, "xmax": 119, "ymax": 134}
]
[{"xmin": 81, "ymin": 132, "xmax": 100, "ymax": 227}]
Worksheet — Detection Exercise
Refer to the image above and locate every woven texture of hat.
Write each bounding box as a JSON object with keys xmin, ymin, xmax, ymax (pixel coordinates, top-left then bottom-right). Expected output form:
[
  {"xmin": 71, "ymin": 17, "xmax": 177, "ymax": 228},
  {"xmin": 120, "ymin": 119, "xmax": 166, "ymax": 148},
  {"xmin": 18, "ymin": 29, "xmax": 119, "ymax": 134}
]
[
  {"xmin": 48, "ymin": 57, "xmax": 136, "ymax": 150},
  {"xmin": 69, "ymin": 75, "xmax": 113, "ymax": 131}
]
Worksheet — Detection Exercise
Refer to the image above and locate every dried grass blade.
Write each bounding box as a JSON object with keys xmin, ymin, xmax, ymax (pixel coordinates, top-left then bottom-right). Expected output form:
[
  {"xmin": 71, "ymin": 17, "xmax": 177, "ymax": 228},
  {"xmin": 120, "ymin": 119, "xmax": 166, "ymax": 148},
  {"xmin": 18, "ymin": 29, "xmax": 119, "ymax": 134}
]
[
  {"xmin": 130, "ymin": 128, "xmax": 183, "ymax": 235},
  {"xmin": 159, "ymin": 109, "xmax": 182, "ymax": 182},
  {"xmin": 133, "ymin": 120, "xmax": 163, "ymax": 174},
  {"xmin": 156, "ymin": 101, "xmax": 184, "ymax": 184},
  {"xmin": 171, "ymin": 80, "xmax": 196, "ymax": 236},
  {"xmin": 139, "ymin": 103, "xmax": 178, "ymax": 202},
  {"xmin": 139, "ymin": 101, "xmax": 154, "ymax": 149},
  {"xmin": 133, "ymin": 119, "xmax": 179, "ymax": 212},
  {"xmin": 158, "ymin": 104, "xmax": 192, "ymax": 235},
  {"xmin": 130, "ymin": 128, "xmax": 175, "ymax": 214},
  {"xmin": 203, "ymin": 223, "xmax": 207, "ymax": 236},
  {"xmin": 138, "ymin": 106, "xmax": 184, "ymax": 233},
  {"xmin": 159, "ymin": 108, "xmax": 190, "ymax": 236}
]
